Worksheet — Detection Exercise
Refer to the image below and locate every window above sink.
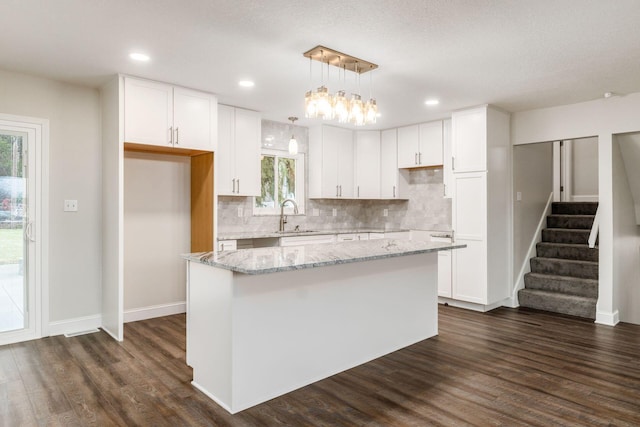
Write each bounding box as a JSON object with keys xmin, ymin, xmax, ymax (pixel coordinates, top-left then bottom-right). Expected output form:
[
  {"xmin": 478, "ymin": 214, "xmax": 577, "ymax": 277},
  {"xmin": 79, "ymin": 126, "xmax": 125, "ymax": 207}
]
[{"xmin": 254, "ymin": 149, "xmax": 305, "ymax": 216}]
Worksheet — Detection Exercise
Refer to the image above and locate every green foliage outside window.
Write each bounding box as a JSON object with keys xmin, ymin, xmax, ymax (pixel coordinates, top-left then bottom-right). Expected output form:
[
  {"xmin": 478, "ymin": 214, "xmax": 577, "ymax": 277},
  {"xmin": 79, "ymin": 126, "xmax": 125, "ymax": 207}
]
[{"xmin": 255, "ymin": 154, "xmax": 297, "ymax": 210}]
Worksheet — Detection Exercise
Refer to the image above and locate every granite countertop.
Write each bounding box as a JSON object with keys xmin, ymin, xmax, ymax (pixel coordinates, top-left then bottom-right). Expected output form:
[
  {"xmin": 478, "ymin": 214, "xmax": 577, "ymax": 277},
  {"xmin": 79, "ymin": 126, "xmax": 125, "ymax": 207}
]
[
  {"xmin": 217, "ymin": 228, "xmax": 410, "ymax": 241},
  {"xmin": 184, "ymin": 238, "xmax": 465, "ymax": 275}
]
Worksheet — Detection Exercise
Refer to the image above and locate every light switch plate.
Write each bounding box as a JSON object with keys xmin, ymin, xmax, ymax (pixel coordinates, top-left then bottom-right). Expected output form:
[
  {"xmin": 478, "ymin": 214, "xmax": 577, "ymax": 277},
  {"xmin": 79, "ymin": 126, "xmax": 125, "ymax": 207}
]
[
  {"xmin": 383, "ymin": 209, "xmax": 388, "ymax": 217},
  {"xmin": 516, "ymin": 191, "xmax": 522, "ymax": 201},
  {"xmin": 237, "ymin": 207, "xmax": 244, "ymax": 217},
  {"xmin": 64, "ymin": 200, "xmax": 78, "ymax": 212},
  {"xmin": 332, "ymin": 208, "xmax": 337, "ymax": 217}
]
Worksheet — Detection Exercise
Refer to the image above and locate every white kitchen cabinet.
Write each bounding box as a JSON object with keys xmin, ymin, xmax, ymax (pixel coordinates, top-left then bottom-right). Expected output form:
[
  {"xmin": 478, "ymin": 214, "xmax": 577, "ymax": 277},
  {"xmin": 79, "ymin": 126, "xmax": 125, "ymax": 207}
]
[
  {"xmin": 123, "ymin": 76, "xmax": 216, "ymax": 151},
  {"xmin": 452, "ymin": 106, "xmax": 488, "ymax": 172},
  {"xmin": 385, "ymin": 231, "xmax": 411, "ymax": 240},
  {"xmin": 450, "ymin": 105, "xmax": 510, "ymax": 308},
  {"xmin": 397, "ymin": 121, "xmax": 443, "ymax": 168},
  {"xmin": 368, "ymin": 232, "xmax": 385, "ymax": 240},
  {"xmin": 443, "ymin": 119, "xmax": 453, "ymax": 198},
  {"xmin": 217, "ymin": 105, "xmax": 261, "ymax": 196},
  {"xmin": 355, "ymin": 131, "xmax": 381, "ymax": 199},
  {"xmin": 431, "ymin": 236, "xmax": 453, "ymax": 298},
  {"xmin": 217, "ymin": 240, "xmax": 237, "ymax": 251},
  {"xmin": 336, "ymin": 233, "xmax": 369, "ymax": 242},
  {"xmin": 280, "ymin": 234, "xmax": 336, "ymax": 246},
  {"xmin": 380, "ymin": 129, "xmax": 409, "ymax": 199},
  {"xmin": 309, "ymin": 125, "xmax": 354, "ymax": 198}
]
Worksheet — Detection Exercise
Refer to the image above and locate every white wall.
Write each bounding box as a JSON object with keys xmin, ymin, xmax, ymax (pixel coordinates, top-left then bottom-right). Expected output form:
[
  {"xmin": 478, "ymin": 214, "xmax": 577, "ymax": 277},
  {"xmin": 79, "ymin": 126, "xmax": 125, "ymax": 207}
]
[
  {"xmin": 0, "ymin": 69, "xmax": 102, "ymax": 323},
  {"xmin": 512, "ymin": 91, "xmax": 640, "ymax": 325},
  {"xmin": 123, "ymin": 151, "xmax": 190, "ymax": 319},
  {"xmin": 618, "ymin": 133, "xmax": 640, "ymax": 224},
  {"xmin": 513, "ymin": 142, "xmax": 553, "ymax": 281},
  {"xmin": 571, "ymin": 137, "xmax": 598, "ymax": 200},
  {"xmin": 612, "ymin": 136, "xmax": 640, "ymax": 325}
]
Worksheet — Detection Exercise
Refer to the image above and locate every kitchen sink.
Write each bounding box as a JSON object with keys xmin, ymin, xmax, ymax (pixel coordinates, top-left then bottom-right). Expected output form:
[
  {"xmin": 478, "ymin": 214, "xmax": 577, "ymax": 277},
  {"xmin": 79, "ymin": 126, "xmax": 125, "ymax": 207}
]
[{"xmin": 276, "ymin": 229, "xmax": 317, "ymax": 234}]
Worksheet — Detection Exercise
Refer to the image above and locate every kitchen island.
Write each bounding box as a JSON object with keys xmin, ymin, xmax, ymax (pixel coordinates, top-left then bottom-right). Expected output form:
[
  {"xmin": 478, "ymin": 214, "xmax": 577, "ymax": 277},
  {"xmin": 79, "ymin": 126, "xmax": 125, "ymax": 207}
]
[{"xmin": 183, "ymin": 238, "xmax": 464, "ymax": 414}]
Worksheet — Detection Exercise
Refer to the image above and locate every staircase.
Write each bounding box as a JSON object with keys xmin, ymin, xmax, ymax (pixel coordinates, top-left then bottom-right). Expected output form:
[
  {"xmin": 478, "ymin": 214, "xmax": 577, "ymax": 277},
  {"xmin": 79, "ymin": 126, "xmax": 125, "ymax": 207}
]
[{"xmin": 518, "ymin": 202, "xmax": 599, "ymax": 319}]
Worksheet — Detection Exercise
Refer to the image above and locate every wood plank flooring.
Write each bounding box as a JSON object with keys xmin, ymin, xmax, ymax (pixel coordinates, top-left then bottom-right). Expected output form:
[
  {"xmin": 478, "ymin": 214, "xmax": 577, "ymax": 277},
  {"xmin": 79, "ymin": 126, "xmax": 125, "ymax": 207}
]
[{"xmin": 1, "ymin": 305, "xmax": 639, "ymax": 426}]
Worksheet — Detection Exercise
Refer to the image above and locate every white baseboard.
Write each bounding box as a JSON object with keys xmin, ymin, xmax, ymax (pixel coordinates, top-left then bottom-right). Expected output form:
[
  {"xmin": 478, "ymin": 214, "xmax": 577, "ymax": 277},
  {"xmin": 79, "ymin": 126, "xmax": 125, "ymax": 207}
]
[
  {"xmin": 571, "ymin": 195, "xmax": 599, "ymax": 202},
  {"xmin": 595, "ymin": 310, "xmax": 620, "ymax": 326},
  {"xmin": 124, "ymin": 302, "xmax": 186, "ymax": 323},
  {"xmin": 49, "ymin": 314, "xmax": 102, "ymax": 337}
]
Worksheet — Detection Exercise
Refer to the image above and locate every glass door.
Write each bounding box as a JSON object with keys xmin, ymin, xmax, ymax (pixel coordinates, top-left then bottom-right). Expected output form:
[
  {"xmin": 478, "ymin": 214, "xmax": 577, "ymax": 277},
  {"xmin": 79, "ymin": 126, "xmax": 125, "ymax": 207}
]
[{"xmin": 0, "ymin": 130, "xmax": 27, "ymax": 333}]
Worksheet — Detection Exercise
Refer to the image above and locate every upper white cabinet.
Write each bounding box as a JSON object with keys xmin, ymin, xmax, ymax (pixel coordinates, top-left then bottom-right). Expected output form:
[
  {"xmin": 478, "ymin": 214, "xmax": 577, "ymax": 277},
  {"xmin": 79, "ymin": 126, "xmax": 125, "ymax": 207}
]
[
  {"xmin": 380, "ymin": 129, "xmax": 409, "ymax": 199},
  {"xmin": 443, "ymin": 119, "xmax": 453, "ymax": 198},
  {"xmin": 123, "ymin": 76, "xmax": 216, "ymax": 151},
  {"xmin": 309, "ymin": 125, "xmax": 354, "ymax": 198},
  {"xmin": 355, "ymin": 131, "xmax": 381, "ymax": 199},
  {"xmin": 451, "ymin": 107, "xmax": 487, "ymax": 172},
  {"xmin": 397, "ymin": 121, "xmax": 443, "ymax": 168},
  {"xmin": 217, "ymin": 105, "xmax": 261, "ymax": 196}
]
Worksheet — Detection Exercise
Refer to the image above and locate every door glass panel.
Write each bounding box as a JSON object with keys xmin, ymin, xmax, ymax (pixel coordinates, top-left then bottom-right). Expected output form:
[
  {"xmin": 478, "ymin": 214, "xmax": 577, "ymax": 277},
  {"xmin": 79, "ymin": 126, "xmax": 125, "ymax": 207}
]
[{"xmin": 0, "ymin": 133, "xmax": 25, "ymax": 332}]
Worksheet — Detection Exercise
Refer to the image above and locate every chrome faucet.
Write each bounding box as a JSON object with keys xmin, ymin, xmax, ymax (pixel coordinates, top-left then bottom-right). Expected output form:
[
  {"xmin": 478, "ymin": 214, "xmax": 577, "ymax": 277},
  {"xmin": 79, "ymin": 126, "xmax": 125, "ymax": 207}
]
[{"xmin": 279, "ymin": 198, "xmax": 299, "ymax": 232}]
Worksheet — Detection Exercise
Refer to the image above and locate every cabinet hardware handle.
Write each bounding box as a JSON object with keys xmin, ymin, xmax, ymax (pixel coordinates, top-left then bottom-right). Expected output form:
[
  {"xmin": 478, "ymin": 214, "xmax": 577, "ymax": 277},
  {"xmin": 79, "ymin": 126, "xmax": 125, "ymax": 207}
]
[
  {"xmin": 357, "ymin": 186, "xmax": 360, "ymax": 198},
  {"xmin": 237, "ymin": 179, "xmax": 240, "ymax": 194},
  {"xmin": 418, "ymin": 152, "xmax": 422, "ymax": 164},
  {"xmin": 232, "ymin": 178, "xmax": 236, "ymax": 193},
  {"xmin": 220, "ymin": 243, "xmax": 225, "ymax": 251},
  {"xmin": 336, "ymin": 185, "xmax": 339, "ymax": 197},
  {"xmin": 175, "ymin": 127, "xmax": 179, "ymax": 144},
  {"xmin": 415, "ymin": 153, "xmax": 418, "ymax": 165},
  {"xmin": 340, "ymin": 185, "xmax": 342, "ymax": 197},
  {"xmin": 393, "ymin": 185, "xmax": 396, "ymax": 198},
  {"xmin": 169, "ymin": 126, "xmax": 173, "ymax": 145},
  {"xmin": 452, "ymin": 156, "xmax": 455, "ymax": 170}
]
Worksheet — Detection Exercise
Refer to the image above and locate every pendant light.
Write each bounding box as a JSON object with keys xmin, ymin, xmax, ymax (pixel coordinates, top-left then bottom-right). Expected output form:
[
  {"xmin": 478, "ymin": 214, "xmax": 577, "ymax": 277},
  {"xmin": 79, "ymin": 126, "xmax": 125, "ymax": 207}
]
[{"xmin": 288, "ymin": 116, "xmax": 298, "ymax": 155}]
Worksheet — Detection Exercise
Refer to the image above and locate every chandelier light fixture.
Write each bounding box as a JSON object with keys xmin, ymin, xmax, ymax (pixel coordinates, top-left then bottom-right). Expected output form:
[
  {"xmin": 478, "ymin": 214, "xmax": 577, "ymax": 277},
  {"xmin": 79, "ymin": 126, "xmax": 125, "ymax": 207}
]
[{"xmin": 303, "ymin": 46, "xmax": 378, "ymax": 126}]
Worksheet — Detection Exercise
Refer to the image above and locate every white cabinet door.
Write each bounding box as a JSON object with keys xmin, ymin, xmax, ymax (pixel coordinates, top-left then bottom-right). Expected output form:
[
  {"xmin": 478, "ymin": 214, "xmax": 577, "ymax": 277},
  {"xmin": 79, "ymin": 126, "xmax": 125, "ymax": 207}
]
[
  {"xmin": 233, "ymin": 108, "xmax": 261, "ymax": 196},
  {"xmin": 385, "ymin": 231, "xmax": 411, "ymax": 240},
  {"xmin": 280, "ymin": 234, "xmax": 336, "ymax": 246},
  {"xmin": 124, "ymin": 77, "xmax": 173, "ymax": 147},
  {"xmin": 419, "ymin": 121, "xmax": 443, "ymax": 166},
  {"xmin": 321, "ymin": 126, "xmax": 341, "ymax": 197},
  {"xmin": 443, "ymin": 119, "xmax": 453, "ymax": 198},
  {"xmin": 397, "ymin": 124, "xmax": 419, "ymax": 168},
  {"xmin": 217, "ymin": 240, "xmax": 237, "ymax": 251},
  {"xmin": 337, "ymin": 128, "xmax": 354, "ymax": 198},
  {"xmin": 452, "ymin": 107, "xmax": 487, "ymax": 172},
  {"xmin": 452, "ymin": 172, "xmax": 487, "ymax": 304},
  {"xmin": 173, "ymin": 87, "xmax": 214, "ymax": 151},
  {"xmin": 216, "ymin": 105, "xmax": 235, "ymax": 195},
  {"xmin": 355, "ymin": 131, "xmax": 380, "ymax": 199},
  {"xmin": 380, "ymin": 129, "xmax": 409, "ymax": 199},
  {"xmin": 437, "ymin": 251, "xmax": 452, "ymax": 298}
]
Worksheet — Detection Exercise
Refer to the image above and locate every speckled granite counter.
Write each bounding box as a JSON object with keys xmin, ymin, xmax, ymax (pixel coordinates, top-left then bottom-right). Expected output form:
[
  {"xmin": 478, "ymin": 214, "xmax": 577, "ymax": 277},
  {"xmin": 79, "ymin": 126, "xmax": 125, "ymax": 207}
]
[
  {"xmin": 184, "ymin": 238, "xmax": 464, "ymax": 275},
  {"xmin": 216, "ymin": 228, "xmax": 410, "ymax": 240}
]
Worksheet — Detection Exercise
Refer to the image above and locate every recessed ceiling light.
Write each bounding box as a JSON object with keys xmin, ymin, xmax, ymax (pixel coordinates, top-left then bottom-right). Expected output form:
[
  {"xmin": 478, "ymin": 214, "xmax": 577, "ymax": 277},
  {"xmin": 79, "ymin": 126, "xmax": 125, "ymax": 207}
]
[
  {"xmin": 425, "ymin": 99, "xmax": 440, "ymax": 106},
  {"xmin": 129, "ymin": 52, "xmax": 150, "ymax": 62},
  {"xmin": 238, "ymin": 80, "xmax": 255, "ymax": 88}
]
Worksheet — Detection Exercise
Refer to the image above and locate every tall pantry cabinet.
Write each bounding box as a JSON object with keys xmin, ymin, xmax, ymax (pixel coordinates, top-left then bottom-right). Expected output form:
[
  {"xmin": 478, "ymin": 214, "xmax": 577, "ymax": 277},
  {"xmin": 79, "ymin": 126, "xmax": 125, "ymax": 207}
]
[{"xmin": 451, "ymin": 105, "xmax": 511, "ymax": 308}]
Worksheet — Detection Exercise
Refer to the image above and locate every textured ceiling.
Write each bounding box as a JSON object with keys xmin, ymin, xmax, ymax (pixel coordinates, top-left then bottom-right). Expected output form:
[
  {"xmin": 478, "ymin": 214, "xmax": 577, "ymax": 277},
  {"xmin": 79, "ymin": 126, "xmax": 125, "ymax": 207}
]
[{"xmin": 1, "ymin": 0, "xmax": 639, "ymax": 129}]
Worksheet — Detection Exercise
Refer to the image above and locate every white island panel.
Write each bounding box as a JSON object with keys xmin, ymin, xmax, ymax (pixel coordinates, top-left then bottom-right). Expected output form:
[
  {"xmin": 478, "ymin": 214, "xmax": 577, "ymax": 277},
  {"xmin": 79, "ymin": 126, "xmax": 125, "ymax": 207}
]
[{"xmin": 188, "ymin": 252, "xmax": 438, "ymax": 414}]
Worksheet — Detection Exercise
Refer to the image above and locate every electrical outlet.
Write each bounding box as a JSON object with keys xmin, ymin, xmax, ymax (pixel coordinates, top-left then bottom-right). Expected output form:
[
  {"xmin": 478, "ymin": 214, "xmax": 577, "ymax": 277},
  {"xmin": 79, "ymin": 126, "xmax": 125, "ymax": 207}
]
[
  {"xmin": 237, "ymin": 207, "xmax": 244, "ymax": 217},
  {"xmin": 332, "ymin": 208, "xmax": 337, "ymax": 217},
  {"xmin": 383, "ymin": 209, "xmax": 388, "ymax": 217},
  {"xmin": 516, "ymin": 192, "xmax": 522, "ymax": 201},
  {"xmin": 312, "ymin": 208, "xmax": 319, "ymax": 217},
  {"xmin": 64, "ymin": 200, "xmax": 78, "ymax": 212}
]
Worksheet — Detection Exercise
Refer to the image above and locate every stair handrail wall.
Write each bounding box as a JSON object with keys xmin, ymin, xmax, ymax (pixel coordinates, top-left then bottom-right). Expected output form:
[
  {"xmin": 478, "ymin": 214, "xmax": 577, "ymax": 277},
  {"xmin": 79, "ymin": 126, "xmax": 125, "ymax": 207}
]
[
  {"xmin": 509, "ymin": 192, "xmax": 554, "ymax": 307},
  {"xmin": 588, "ymin": 204, "xmax": 600, "ymax": 249}
]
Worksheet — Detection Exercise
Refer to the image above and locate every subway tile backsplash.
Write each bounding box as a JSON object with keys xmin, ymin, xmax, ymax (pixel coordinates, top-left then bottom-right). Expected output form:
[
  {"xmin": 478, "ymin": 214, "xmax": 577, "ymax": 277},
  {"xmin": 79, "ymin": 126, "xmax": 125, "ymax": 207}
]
[{"xmin": 217, "ymin": 120, "xmax": 451, "ymax": 235}]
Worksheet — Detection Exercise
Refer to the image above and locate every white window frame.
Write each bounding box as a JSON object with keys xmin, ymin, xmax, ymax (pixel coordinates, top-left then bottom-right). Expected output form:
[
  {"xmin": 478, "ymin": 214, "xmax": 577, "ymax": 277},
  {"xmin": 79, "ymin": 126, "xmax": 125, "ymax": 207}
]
[{"xmin": 253, "ymin": 149, "xmax": 305, "ymax": 216}]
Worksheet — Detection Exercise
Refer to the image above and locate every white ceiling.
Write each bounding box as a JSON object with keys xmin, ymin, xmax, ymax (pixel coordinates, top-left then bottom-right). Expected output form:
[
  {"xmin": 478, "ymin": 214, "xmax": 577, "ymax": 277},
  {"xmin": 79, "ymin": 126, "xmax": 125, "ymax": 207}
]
[{"xmin": 1, "ymin": 0, "xmax": 640, "ymax": 129}]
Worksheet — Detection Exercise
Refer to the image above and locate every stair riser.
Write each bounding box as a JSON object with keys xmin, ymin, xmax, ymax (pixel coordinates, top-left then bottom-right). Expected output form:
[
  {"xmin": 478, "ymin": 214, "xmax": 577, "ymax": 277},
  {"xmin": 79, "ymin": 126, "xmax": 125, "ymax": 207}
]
[
  {"xmin": 546, "ymin": 216, "xmax": 594, "ymax": 229},
  {"xmin": 536, "ymin": 244, "xmax": 598, "ymax": 262},
  {"xmin": 542, "ymin": 229, "xmax": 589, "ymax": 244},
  {"xmin": 524, "ymin": 274, "xmax": 598, "ymax": 298},
  {"xmin": 530, "ymin": 258, "xmax": 598, "ymax": 279},
  {"xmin": 518, "ymin": 290, "xmax": 596, "ymax": 319},
  {"xmin": 552, "ymin": 202, "xmax": 598, "ymax": 215}
]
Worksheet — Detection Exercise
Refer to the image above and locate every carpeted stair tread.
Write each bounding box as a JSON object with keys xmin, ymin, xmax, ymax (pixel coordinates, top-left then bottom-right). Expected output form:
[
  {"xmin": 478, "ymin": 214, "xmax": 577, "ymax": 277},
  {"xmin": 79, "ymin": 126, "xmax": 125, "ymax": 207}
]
[
  {"xmin": 524, "ymin": 272, "xmax": 598, "ymax": 298},
  {"xmin": 530, "ymin": 257, "xmax": 598, "ymax": 280},
  {"xmin": 518, "ymin": 289, "xmax": 596, "ymax": 319},
  {"xmin": 546, "ymin": 214, "xmax": 595, "ymax": 229},
  {"xmin": 536, "ymin": 242, "xmax": 598, "ymax": 262},
  {"xmin": 552, "ymin": 202, "xmax": 598, "ymax": 215},
  {"xmin": 542, "ymin": 228, "xmax": 590, "ymax": 244}
]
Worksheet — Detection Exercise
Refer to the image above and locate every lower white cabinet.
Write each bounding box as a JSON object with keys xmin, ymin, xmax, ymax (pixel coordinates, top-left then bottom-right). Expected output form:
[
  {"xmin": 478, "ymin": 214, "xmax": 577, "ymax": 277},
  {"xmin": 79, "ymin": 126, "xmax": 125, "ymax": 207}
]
[
  {"xmin": 217, "ymin": 240, "xmax": 237, "ymax": 251},
  {"xmin": 384, "ymin": 231, "xmax": 411, "ymax": 240},
  {"xmin": 336, "ymin": 233, "xmax": 369, "ymax": 242},
  {"xmin": 280, "ymin": 234, "xmax": 336, "ymax": 246},
  {"xmin": 431, "ymin": 236, "xmax": 453, "ymax": 298}
]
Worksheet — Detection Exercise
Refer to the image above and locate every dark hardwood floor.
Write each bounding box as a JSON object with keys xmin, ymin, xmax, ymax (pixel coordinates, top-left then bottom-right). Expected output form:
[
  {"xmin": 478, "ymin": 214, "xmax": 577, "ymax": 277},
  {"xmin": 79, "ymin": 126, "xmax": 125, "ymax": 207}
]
[{"xmin": 1, "ymin": 305, "xmax": 639, "ymax": 426}]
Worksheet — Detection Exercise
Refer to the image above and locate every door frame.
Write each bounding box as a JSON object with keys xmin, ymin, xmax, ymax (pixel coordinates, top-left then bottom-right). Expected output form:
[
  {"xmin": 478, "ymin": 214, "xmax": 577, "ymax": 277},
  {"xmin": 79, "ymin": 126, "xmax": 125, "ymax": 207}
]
[{"xmin": 0, "ymin": 113, "xmax": 49, "ymax": 345}]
